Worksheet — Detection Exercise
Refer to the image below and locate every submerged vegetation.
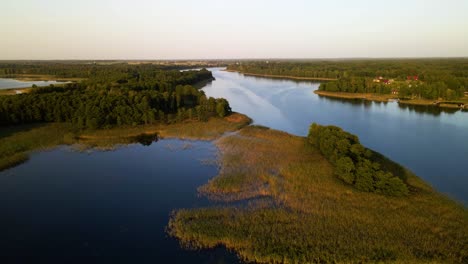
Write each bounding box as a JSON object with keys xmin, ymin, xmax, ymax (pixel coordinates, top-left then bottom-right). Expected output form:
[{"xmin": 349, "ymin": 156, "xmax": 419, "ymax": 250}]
[{"xmin": 169, "ymin": 125, "xmax": 468, "ymax": 263}]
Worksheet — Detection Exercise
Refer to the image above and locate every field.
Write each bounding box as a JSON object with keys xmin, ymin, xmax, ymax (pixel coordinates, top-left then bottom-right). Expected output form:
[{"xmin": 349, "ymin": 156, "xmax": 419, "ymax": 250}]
[{"xmin": 169, "ymin": 126, "xmax": 468, "ymax": 263}]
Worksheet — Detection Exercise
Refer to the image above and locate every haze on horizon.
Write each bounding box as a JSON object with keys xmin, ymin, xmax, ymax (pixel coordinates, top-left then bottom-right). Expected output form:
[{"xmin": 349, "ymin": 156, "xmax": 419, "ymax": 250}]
[{"xmin": 1, "ymin": 0, "xmax": 467, "ymax": 60}]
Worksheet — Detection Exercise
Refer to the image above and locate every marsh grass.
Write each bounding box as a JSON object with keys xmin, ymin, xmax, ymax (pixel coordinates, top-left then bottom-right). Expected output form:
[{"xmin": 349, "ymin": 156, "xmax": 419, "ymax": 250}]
[
  {"xmin": 314, "ymin": 90, "xmax": 396, "ymax": 102},
  {"xmin": 169, "ymin": 126, "xmax": 468, "ymax": 263},
  {"xmin": 0, "ymin": 113, "xmax": 251, "ymax": 171},
  {"xmin": 0, "ymin": 123, "xmax": 76, "ymax": 171}
]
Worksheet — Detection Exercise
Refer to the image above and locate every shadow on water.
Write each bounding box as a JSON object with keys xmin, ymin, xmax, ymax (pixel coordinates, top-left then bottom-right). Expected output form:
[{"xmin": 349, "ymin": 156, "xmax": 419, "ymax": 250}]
[
  {"xmin": 397, "ymin": 103, "xmax": 459, "ymax": 116},
  {"xmin": 317, "ymin": 95, "xmax": 460, "ymax": 116},
  {"xmin": 131, "ymin": 132, "xmax": 159, "ymax": 146},
  {"xmin": 317, "ymin": 95, "xmax": 379, "ymax": 107}
]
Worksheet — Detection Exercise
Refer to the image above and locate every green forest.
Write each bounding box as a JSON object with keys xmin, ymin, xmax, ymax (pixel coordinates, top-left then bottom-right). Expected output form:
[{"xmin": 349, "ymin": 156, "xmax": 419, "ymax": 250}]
[
  {"xmin": 308, "ymin": 123, "xmax": 408, "ymax": 196},
  {"xmin": 0, "ymin": 63, "xmax": 231, "ymax": 128},
  {"xmin": 227, "ymin": 59, "xmax": 468, "ymax": 100}
]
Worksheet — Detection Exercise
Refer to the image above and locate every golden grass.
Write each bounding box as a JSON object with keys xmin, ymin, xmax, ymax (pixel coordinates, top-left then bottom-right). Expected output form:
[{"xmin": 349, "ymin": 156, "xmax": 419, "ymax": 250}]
[
  {"xmin": 169, "ymin": 126, "xmax": 468, "ymax": 263},
  {"xmin": 0, "ymin": 123, "xmax": 76, "ymax": 171},
  {"xmin": 79, "ymin": 113, "xmax": 251, "ymax": 143},
  {"xmin": 314, "ymin": 90, "xmax": 396, "ymax": 102},
  {"xmin": 0, "ymin": 113, "xmax": 252, "ymax": 171},
  {"xmin": 0, "ymin": 87, "xmax": 32, "ymax": 95}
]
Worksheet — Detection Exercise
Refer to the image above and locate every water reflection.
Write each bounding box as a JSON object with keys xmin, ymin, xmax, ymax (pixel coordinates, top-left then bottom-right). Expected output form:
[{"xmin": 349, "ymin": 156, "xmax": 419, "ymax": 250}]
[
  {"xmin": 398, "ymin": 103, "xmax": 459, "ymax": 116},
  {"xmin": 131, "ymin": 132, "xmax": 159, "ymax": 146}
]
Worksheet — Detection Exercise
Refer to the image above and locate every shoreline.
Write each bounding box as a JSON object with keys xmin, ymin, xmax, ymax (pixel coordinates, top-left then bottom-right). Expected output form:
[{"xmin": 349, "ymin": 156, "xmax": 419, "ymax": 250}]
[
  {"xmin": 314, "ymin": 90, "xmax": 468, "ymax": 110},
  {"xmin": 225, "ymin": 69, "xmax": 337, "ymax": 81},
  {"xmin": 0, "ymin": 74, "xmax": 83, "ymax": 82},
  {"xmin": 0, "ymin": 113, "xmax": 252, "ymax": 171},
  {"xmin": 314, "ymin": 90, "xmax": 394, "ymax": 102},
  {"xmin": 0, "ymin": 87, "xmax": 32, "ymax": 95}
]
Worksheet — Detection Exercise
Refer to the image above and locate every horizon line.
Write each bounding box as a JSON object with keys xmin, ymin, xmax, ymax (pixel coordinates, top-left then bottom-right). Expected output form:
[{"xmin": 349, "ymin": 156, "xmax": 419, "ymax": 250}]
[{"xmin": 1, "ymin": 56, "xmax": 468, "ymax": 62}]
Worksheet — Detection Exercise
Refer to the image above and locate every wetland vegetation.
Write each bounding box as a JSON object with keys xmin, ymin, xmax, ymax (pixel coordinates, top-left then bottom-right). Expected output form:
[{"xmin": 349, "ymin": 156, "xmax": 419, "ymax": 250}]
[{"xmin": 169, "ymin": 125, "xmax": 468, "ymax": 263}]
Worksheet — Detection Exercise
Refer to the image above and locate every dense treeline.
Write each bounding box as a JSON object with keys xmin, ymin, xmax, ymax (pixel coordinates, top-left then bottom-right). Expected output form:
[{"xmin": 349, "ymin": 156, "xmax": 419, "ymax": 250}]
[
  {"xmin": 0, "ymin": 64, "xmax": 231, "ymax": 128},
  {"xmin": 227, "ymin": 59, "xmax": 468, "ymax": 100},
  {"xmin": 0, "ymin": 62, "xmax": 214, "ymax": 90},
  {"xmin": 308, "ymin": 123, "xmax": 408, "ymax": 196}
]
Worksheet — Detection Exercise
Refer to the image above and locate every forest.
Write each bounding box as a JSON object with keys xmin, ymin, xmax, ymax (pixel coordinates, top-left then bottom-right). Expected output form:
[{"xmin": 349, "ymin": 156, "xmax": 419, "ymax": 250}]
[
  {"xmin": 0, "ymin": 63, "xmax": 231, "ymax": 128},
  {"xmin": 227, "ymin": 59, "xmax": 468, "ymax": 100}
]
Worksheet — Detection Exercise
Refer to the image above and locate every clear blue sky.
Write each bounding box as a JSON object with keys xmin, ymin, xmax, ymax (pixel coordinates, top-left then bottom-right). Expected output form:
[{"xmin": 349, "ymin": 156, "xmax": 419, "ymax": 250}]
[{"xmin": 1, "ymin": 0, "xmax": 467, "ymax": 59}]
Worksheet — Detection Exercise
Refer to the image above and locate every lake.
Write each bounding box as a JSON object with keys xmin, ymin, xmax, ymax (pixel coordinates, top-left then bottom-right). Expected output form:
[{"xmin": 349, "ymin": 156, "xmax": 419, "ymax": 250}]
[
  {"xmin": 203, "ymin": 68, "xmax": 468, "ymax": 203},
  {"xmin": 0, "ymin": 78, "xmax": 67, "ymax": 90},
  {"xmin": 0, "ymin": 140, "xmax": 239, "ymax": 263}
]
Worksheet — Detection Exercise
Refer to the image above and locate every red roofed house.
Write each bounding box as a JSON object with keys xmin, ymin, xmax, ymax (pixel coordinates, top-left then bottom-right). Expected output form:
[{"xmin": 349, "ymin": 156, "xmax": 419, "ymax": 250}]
[{"xmin": 407, "ymin": 75, "xmax": 419, "ymax": 81}]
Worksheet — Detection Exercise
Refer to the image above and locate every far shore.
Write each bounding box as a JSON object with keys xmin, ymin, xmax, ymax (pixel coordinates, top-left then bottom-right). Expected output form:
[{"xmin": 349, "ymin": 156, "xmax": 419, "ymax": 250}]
[
  {"xmin": 225, "ymin": 69, "xmax": 338, "ymax": 81},
  {"xmin": 314, "ymin": 90, "xmax": 468, "ymax": 110}
]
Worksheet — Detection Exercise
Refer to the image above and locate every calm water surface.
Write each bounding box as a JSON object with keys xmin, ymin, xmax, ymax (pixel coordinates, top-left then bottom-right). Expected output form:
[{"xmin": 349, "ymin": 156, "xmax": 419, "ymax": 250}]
[
  {"xmin": 0, "ymin": 78, "xmax": 66, "ymax": 90},
  {"xmin": 203, "ymin": 68, "xmax": 468, "ymax": 203},
  {"xmin": 0, "ymin": 140, "xmax": 239, "ymax": 263}
]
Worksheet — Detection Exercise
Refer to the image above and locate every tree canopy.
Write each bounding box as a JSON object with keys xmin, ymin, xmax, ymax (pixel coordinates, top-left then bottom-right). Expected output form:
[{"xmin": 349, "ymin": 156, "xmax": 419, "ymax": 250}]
[
  {"xmin": 0, "ymin": 64, "xmax": 231, "ymax": 129},
  {"xmin": 308, "ymin": 123, "xmax": 409, "ymax": 196}
]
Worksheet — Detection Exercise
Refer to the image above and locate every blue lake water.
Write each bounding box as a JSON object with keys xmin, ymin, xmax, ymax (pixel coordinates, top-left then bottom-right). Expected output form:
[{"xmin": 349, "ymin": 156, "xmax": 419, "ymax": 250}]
[
  {"xmin": 0, "ymin": 78, "xmax": 66, "ymax": 90},
  {"xmin": 203, "ymin": 68, "xmax": 468, "ymax": 203},
  {"xmin": 0, "ymin": 140, "xmax": 239, "ymax": 263}
]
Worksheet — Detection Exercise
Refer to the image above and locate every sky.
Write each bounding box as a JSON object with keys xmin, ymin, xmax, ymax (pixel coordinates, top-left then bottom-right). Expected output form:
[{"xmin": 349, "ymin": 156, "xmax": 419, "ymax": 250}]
[{"xmin": 1, "ymin": 0, "xmax": 467, "ymax": 60}]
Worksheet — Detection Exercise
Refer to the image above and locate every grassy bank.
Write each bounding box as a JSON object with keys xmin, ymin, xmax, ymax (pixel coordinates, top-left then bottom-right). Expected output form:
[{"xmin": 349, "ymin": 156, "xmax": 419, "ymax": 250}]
[
  {"xmin": 315, "ymin": 90, "xmax": 468, "ymax": 110},
  {"xmin": 0, "ymin": 123, "xmax": 77, "ymax": 171},
  {"xmin": 0, "ymin": 74, "xmax": 83, "ymax": 82},
  {"xmin": 79, "ymin": 113, "xmax": 251, "ymax": 142},
  {"xmin": 226, "ymin": 70, "xmax": 337, "ymax": 81},
  {"xmin": 0, "ymin": 113, "xmax": 251, "ymax": 171},
  {"xmin": 168, "ymin": 126, "xmax": 468, "ymax": 263},
  {"xmin": 0, "ymin": 87, "xmax": 32, "ymax": 95},
  {"xmin": 399, "ymin": 98, "xmax": 468, "ymax": 109},
  {"xmin": 314, "ymin": 90, "xmax": 395, "ymax": 102}
]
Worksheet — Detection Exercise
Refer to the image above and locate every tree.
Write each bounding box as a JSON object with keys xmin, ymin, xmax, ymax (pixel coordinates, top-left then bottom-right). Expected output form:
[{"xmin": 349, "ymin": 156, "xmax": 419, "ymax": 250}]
[{"xmin": 335, "ymin": 157, "xmax": 355, "ymax": 184}]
